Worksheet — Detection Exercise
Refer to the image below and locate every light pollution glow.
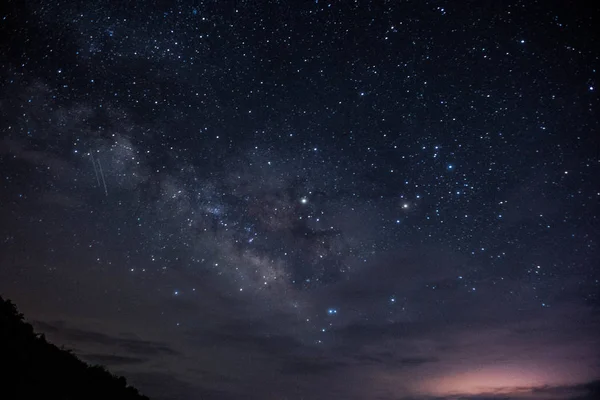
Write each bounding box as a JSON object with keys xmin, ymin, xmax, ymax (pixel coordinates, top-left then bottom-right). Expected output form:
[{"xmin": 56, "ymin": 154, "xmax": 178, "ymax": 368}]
[{"xmin": 423, "ymin": 364, "xmax": 553, "ymax": 396}]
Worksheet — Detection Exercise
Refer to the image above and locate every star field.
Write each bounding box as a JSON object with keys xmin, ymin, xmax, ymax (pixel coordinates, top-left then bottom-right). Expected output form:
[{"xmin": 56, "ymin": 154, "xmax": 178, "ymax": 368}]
[{"xmin": 1, "ymin": 1, "xmax": 599, "ymax": 399}]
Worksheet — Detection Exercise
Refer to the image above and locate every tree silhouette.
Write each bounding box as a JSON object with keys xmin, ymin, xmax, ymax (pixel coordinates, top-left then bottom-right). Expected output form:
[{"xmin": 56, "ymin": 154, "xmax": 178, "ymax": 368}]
[{"xmin": 0, "ymin": 295, "xmax": 149, "ymax": 399}]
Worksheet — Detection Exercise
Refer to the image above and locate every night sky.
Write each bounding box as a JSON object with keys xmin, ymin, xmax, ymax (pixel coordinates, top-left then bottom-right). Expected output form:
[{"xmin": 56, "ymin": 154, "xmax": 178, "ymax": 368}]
[{"xmin": 1, "ymin": 1, "xmax": 599, "ymax": 399}]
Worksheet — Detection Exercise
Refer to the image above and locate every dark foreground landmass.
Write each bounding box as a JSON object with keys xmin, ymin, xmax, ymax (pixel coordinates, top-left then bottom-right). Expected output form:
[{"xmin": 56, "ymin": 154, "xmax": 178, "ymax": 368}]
[{"xmin": 0, "ymin": 295, "xmax": 149, "ymax": 400}]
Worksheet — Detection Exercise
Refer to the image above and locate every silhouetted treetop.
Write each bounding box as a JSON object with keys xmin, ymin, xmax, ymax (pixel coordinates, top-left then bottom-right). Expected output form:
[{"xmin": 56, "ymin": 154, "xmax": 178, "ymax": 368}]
[{"xmin": 0, "ymin": 295, "xmax": 149, "ymax": 400}]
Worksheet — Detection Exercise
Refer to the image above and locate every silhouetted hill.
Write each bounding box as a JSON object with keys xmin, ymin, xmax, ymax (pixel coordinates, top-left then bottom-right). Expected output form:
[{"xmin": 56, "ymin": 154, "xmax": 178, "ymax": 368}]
[{"xmin": 0, "ymin": 295, "xmax": 149, "ymax": 400}]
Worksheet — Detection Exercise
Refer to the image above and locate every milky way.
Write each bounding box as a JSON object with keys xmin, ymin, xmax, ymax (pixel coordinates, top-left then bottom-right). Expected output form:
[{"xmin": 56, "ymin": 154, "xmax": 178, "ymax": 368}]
[{"xmin": 1, "ymin": 1, "xmax": 599, "ymax": 399}]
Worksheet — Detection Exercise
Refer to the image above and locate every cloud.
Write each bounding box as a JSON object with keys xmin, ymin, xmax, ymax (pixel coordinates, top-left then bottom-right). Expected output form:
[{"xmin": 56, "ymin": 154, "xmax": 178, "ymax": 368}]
[
  {"xmin": 0, "ymin": 138, "xmax": 73, "ymax": 174},
  {"xmin": 279, "ymin": 356, "xmax": 348, "ymax": 375},
  {"xmin": 359, "ymin": 354, "xmax": 439, "ymax": 368},
  {"xmin": 33, "ymin": 320, "xmax": 179, "ymax": 357},
  {"xmin": 127, "ymin": 371, "xmax": 241, "ymax": 400},
  {"xmin": 534, "ymin": 380, "xmax": 600, "ymax": 400},
  {"xmin": 38, "ymin": 192, "xmax": 84, "ymax": 208},
  {"xmin": 333, "ymin": 320, "xmax": 424, "ymax": 343},
  {"xmin": 200, "ymin": 326, "xmax": 305, "ymax": 355},
  {"xmin": 81, "ymin": 353, "xmax": 147, "ymax": 366},
  {"xmin": 395, "ymin": 380, "xmax": 600, "ymax": 400}
]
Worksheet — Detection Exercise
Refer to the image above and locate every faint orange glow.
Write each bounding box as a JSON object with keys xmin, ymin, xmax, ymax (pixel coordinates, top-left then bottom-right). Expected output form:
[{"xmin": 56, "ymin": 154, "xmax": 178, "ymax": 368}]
[{"xmin": 423, "ymin": 365, "xmax": 549, "ymax": 396}]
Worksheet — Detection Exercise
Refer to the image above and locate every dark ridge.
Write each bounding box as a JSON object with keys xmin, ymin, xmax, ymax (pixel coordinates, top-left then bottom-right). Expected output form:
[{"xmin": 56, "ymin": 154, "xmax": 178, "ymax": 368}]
[{"xmin": 0, "ymin": 295, "xmax": 149, "ymax": 400}]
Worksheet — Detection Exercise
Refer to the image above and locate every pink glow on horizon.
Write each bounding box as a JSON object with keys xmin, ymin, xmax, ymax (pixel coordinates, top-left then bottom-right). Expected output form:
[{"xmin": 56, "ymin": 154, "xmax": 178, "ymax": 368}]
[
  {"xmin": 424, "ymin": 366, "xmax": 547, "ymax": 395},
  {"xmin": 415, "ymin": 362, "xmax": 588, "ymax": 398}
]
